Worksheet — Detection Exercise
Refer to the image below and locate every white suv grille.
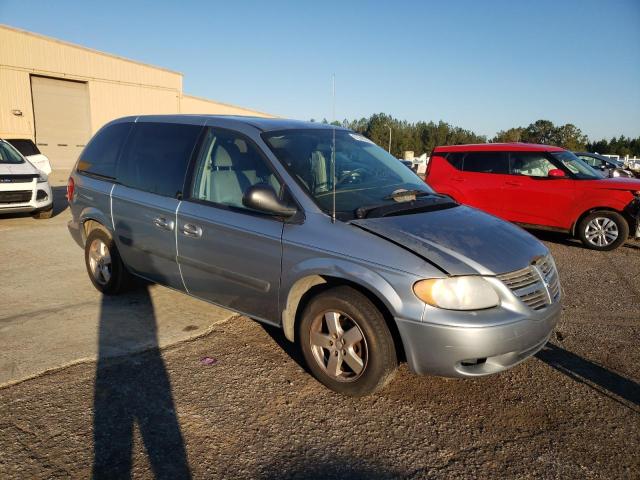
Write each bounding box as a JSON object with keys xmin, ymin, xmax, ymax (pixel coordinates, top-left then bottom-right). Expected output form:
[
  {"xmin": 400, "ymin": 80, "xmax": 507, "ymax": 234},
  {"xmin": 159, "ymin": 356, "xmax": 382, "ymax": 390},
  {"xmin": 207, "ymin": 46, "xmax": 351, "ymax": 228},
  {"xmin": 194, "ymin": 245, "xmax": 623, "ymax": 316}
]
[{"xmin": 497, "ymin": 255, "xmax": 561, "ymax": 310}]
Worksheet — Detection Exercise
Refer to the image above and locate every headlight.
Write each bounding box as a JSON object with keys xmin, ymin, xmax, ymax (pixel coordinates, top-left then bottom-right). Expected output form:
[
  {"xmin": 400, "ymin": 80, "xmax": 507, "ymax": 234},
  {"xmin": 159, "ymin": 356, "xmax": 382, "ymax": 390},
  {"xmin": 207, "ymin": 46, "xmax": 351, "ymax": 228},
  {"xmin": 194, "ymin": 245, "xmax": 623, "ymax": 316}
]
[
  {"xmin": 413, "ymin": 276, "xmax": 500, "ymax": 310},
  {"xmin": 37, "ymin": 172, "xmax": 48, "ymax": 183}
]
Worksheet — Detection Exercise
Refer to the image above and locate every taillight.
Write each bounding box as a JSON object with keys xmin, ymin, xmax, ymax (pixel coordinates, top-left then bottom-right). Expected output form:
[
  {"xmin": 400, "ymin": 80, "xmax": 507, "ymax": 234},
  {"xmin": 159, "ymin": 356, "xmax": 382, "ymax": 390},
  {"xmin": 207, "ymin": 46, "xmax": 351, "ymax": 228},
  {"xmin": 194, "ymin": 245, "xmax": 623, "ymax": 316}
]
[{"xmin": 67, "ymin": 177, "xmax": 75, "ymax": 203}]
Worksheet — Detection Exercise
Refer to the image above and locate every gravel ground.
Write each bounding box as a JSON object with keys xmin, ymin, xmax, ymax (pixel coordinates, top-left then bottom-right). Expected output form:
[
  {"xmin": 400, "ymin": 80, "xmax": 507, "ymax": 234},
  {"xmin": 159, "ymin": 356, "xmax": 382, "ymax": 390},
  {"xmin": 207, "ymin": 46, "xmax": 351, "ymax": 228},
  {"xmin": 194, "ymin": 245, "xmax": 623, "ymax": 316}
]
[{"xmin": 1, "ymin": 235, "xmax": 639, "ymax": 479}]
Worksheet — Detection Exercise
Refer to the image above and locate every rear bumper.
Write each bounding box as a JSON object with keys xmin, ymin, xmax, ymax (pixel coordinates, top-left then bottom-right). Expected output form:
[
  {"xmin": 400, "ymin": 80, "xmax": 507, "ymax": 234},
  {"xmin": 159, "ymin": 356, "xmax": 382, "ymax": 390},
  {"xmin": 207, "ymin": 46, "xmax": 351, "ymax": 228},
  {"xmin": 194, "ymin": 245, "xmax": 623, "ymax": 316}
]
[
  {"xmin": 396, "ymin": 301, "xmax": 560, "ymax": 377},
  {"xmin": 68, "ymin": 218, "xmax": 84, "ymax": 248}
]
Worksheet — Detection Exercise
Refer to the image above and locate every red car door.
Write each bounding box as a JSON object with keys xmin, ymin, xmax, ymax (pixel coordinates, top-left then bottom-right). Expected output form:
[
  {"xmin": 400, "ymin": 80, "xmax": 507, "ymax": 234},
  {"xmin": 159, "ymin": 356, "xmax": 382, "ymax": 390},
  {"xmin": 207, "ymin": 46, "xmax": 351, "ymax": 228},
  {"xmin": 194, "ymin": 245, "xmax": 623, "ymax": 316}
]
[
  {"xmin": 503, "ymin": 151, "xmax": 576, "ymax": 229},
  {"xmin": 456, "ymin": 151, "xmax": 510, "ymax": 218}
]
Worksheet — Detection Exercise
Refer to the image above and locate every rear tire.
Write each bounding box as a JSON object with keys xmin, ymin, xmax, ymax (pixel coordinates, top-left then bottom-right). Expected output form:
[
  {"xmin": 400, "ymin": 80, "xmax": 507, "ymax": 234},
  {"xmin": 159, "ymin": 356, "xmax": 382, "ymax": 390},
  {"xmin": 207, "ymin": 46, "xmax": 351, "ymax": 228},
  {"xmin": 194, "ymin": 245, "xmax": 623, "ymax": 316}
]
[
  {"xmin": 577, "ymin": 211, "xmax": 628, "ymax": 251},
  {"xmin": 32, "ymin": 206, "xmax": 53, "ymax": 219},
  {"xmin": 298, "ymin": 286, "xmax": 397, "ymax": 397},
  {"xmin": 84, "ymin": 229, "xmax": 131, "ymax": 294}
]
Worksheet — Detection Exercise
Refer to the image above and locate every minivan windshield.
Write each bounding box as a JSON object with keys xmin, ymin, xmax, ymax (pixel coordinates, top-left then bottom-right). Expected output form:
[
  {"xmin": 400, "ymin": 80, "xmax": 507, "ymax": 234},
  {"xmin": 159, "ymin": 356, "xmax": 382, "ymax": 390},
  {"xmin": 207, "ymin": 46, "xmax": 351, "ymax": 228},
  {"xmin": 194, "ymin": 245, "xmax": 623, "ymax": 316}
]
[
  {"xmin": 0, "ymin": 141, "xmax": 26, "ymax": 164},
  {"xmin": 550, "ymin": 151, "xmax": 603, "ymax": 179},
  {"xmin": 263, "ymin": 129, "xmax": 433, "ymax": 218}
]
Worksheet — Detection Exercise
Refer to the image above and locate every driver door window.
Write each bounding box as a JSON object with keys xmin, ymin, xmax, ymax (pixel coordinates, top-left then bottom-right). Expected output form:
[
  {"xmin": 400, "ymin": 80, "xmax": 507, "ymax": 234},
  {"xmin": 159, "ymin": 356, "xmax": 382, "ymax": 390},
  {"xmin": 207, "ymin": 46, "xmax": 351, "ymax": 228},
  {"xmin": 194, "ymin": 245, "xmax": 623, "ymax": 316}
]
[
  {"xmin": 510, "ymin": 152, "xmax": 557, "ymax": 177},
  {"xmin": 191, "ymin": 128, "xmax": 281, "ymax": 209}
]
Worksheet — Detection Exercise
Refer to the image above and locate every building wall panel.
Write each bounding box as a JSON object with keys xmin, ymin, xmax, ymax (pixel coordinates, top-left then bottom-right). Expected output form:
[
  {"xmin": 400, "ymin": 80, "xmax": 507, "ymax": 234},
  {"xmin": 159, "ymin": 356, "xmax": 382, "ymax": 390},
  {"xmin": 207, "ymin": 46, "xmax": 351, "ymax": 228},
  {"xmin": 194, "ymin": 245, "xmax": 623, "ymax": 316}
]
[{"xmin": 180, "ymin": 95, "xmax": 274, "ymax": 118}]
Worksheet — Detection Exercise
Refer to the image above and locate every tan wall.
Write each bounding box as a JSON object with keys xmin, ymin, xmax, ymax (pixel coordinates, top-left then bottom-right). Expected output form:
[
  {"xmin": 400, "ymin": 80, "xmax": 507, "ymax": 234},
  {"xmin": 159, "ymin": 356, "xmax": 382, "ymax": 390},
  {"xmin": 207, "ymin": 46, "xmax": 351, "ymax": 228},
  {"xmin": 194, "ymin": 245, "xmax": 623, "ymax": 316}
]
[
  {"xmin": 0, "ymin": 24, "xmax": 182, "ymax": 139},
  {"xmin": 0, "ymin": 24, "xmax": 274, "ymax": 145},
  {"xmin": 180, "ymin": 94, "xmax": 274, "ymax": 118}
]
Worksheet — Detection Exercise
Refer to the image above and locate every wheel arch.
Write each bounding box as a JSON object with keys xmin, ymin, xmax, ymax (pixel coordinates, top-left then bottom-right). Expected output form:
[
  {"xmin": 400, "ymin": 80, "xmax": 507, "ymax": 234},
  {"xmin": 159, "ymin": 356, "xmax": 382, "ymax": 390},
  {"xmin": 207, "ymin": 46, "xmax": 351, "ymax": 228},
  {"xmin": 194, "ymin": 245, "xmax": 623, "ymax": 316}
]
[
  {"xmin": 281, "ymin": 274, "xmax": 406, "ymax": 362},
  {"xmin": 571, "ymin": 206, "xmax": 629, "ymax": 237}
]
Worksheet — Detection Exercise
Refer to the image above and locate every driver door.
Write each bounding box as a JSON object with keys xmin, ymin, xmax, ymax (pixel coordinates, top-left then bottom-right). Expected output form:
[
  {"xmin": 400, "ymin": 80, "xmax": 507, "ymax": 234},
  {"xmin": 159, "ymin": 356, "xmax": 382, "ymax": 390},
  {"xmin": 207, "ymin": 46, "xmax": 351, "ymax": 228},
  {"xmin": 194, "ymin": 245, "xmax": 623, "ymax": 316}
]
[
  {"xmin": 503, "ymin": 151, "xmax": 575, "ymax": 229},
  {"xmin": 176, "ymin": 128, "xmax": 285, "ymax": 323}
]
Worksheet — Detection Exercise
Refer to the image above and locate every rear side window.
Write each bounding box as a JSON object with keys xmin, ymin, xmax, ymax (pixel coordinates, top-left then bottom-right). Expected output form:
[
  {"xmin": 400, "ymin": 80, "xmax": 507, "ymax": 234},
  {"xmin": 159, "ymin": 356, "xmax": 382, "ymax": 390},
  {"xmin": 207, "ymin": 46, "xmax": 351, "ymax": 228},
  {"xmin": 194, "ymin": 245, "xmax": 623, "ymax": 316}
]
[
  {"xmin": 118, "ymin": 122, "xmax": 202, "ymax": 197},
  {"xmin": 444, "ymin": 152, "xmax": 464, "ymax": 170},
  {"xmin": 462, "ymin": 152, "xmax": 509, "ymax": 174},
  {"xmin": 78, "ymin": 123, "xmax": 132, "ymax": 179},
  {"xmin": 7, "ymin": 139, "xmax": 40, "ymax": 157}
]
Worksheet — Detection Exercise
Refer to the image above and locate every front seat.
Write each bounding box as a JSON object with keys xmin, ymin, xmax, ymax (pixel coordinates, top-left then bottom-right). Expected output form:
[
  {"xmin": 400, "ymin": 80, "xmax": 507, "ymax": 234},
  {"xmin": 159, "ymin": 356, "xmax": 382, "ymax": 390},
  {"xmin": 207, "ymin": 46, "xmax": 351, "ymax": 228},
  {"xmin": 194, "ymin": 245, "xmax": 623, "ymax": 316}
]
[{"xmin": 209, "ymin": 143, "xmax": 250, "ymax": 208}]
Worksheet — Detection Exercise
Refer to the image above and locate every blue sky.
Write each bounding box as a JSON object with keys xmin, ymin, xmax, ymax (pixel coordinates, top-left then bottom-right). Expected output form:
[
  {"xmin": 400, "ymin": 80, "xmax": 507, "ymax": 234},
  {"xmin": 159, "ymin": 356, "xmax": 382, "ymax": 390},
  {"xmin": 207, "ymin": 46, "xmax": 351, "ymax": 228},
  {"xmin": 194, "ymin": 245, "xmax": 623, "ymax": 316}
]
[{"xmin": 1, "ymin": 0, "xmax": 639, "ymax": 139}]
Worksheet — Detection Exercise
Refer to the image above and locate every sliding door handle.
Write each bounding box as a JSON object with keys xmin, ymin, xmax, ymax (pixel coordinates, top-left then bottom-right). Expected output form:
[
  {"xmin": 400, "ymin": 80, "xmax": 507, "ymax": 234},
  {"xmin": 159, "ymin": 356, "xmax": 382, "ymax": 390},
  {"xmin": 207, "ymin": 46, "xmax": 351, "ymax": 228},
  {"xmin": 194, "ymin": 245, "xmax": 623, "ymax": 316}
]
[
  {"xmin": 153, "ymin": 216, "xmax": 175, "ymax": 231},
  {"xmin": 182, "ymin": 223, "xmax": 203, "ymax": 238}
]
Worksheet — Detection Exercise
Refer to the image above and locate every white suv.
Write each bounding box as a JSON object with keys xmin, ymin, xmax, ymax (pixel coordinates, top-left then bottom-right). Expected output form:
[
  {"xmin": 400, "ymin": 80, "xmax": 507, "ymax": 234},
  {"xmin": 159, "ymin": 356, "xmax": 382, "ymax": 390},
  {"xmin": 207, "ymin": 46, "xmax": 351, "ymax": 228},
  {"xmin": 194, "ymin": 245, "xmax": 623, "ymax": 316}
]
[{"xmin": 0, "ymin": 139, "xmax": 53, "ymax": 219}]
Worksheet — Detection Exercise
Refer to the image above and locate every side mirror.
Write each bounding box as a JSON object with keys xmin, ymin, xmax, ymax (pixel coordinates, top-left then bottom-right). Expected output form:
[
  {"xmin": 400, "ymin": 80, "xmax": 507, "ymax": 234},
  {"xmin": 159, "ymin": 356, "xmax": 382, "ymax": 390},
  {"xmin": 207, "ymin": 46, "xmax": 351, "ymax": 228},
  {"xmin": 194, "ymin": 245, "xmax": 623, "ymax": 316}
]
[
  {"xmin": 548, "ymin": 169, "xmax": 566, "ymax": 178},
  {"xmin": 242, "ymin": 184, "xmax": 297, "ymax": 218}
]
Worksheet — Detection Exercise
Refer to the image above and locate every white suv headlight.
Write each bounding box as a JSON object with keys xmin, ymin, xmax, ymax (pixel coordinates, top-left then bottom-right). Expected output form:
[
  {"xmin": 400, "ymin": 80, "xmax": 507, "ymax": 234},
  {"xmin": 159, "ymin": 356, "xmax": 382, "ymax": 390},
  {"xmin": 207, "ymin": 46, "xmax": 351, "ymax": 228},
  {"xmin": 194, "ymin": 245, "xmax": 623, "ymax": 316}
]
[
  {"xmin": 37, "ymin": 172, "xmax": 48, "ymax": 183},
  {"xmin": 413, "ymin": 276, "xmax": 500, "ymax": 310}
]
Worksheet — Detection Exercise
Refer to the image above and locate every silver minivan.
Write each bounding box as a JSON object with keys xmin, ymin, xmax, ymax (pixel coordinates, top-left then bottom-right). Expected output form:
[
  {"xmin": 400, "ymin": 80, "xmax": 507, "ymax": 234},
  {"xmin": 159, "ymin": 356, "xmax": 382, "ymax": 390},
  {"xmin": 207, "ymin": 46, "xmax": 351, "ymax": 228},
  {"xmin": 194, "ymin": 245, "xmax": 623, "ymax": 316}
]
[{"xmin": 68, "ymin": 115, "xmax": 561, "ymax": 396}]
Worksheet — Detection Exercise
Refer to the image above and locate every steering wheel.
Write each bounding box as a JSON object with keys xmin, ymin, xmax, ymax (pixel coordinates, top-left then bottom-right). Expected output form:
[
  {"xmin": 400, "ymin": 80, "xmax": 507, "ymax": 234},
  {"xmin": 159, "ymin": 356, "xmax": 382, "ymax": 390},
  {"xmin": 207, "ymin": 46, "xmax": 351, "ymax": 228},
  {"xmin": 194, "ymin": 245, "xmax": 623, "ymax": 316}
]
[{"xmin": 336, "ymin": 168, "xmax": 366, "ymax": 187}]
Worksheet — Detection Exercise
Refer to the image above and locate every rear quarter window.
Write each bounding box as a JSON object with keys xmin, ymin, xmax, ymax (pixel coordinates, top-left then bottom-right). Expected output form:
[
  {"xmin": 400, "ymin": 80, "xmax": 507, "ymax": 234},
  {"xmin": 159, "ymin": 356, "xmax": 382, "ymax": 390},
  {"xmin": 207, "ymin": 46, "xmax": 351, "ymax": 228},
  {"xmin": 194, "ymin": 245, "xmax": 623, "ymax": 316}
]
[
  {"xmin": 117, "ymin": 122, "xmax": 202, "ymax": 198},
  {"xmin": 78, "ymin": 123, "xmax": 133, "ymax": 179},
  {"xmin": 462, "ymin": 151, "xmax": 509, "ymax": 174},
  {"xmin": 443, "ymin": 152, "xmax": 464, "ymax": 170}
]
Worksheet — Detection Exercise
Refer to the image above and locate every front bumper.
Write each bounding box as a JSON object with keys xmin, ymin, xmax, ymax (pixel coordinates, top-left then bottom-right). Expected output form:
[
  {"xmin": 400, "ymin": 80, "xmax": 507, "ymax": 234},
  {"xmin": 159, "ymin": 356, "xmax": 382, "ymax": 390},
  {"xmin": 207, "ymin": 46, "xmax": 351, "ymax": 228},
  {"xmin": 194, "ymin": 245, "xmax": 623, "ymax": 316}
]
[
  {"xmin": 0, "ymin": 180, "xmax": 52, "ymax": 214},
  {"xmin": 396, "ymin": 301, "xmax": 561, "ymax": 377}
]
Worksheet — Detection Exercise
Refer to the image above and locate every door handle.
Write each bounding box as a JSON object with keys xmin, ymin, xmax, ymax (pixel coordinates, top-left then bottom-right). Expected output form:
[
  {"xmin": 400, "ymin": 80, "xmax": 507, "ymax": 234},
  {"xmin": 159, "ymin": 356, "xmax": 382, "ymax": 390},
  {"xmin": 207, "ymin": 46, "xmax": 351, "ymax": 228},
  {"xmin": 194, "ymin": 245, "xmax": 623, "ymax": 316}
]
[
  {"xmin": 182, "ymin": 223, "xmax": 203, "ymax": 238},
  {"xmin": 451, "ymin": 177, "xmax": 464, "ymax": 182},
  {"xmin": 153, "ymin": 216, "xmax": 175, "ymax": 231},
  {"xmin": 505, "ymin": 181, "xmax": 522, "ymax": 187}
]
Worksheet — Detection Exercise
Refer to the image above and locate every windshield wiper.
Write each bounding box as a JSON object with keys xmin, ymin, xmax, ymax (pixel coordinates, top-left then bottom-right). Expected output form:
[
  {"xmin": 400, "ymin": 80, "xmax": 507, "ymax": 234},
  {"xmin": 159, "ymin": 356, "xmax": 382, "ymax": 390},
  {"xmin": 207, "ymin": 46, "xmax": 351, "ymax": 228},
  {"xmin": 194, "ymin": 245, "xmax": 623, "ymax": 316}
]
[
  {"xmin": 355, "ymin": 194, "xmax": 457, "ymax": 219},
  {"xmin": 383, "ymin": 189, "xmax": 437, "ymax": 200}
]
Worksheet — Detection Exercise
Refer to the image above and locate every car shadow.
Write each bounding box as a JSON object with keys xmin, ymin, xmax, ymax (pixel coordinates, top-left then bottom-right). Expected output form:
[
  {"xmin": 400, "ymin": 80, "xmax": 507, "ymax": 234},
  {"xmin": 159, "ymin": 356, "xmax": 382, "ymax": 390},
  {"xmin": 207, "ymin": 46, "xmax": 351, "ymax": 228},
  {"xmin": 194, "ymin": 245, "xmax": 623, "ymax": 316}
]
[
  {"xmin": 92, "ymin": 285, "xmax": 191, "ymax": 479},
  {"xmin": 256, "ymin": 449, "xmax": 398, "ymax": 479},
  {"xmin": 536, "ymin": 342, "xmax": 640, "ymax": 410},
  {"xmin": 258, "ymin": 323, "xmax": 311, "ymax": 374},
  {"xmin": 51, "ymin": 186, "xmax": 68, "ymax": 217}
]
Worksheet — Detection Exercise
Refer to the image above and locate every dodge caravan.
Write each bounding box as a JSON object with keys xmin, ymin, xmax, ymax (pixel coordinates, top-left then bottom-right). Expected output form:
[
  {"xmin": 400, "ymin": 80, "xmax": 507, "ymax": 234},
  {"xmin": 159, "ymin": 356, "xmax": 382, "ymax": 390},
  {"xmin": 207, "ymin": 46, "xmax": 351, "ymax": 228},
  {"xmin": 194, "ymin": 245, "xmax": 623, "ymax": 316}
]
[{"xmin": 68, "ymin": 116, "xmax": 561, "ymax": 396}]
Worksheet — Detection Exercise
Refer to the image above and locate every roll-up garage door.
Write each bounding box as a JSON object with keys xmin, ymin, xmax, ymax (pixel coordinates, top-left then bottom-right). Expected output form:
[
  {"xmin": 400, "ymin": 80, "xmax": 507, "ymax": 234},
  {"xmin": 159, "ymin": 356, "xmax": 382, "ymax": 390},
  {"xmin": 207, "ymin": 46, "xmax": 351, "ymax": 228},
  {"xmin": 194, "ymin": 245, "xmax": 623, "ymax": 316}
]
[{"xmin": 31, "ymin": 76, "xmax": 92, "ymax": 170}]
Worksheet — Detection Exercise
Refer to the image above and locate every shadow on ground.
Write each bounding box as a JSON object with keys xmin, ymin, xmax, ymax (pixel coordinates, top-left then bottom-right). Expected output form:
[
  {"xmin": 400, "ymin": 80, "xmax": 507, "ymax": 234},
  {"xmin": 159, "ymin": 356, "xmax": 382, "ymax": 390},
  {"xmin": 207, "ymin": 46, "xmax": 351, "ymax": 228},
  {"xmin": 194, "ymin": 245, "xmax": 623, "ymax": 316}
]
[
  {"xmin": 530, "ymin": 228, "xmax": 640, "ymax": 251},
  {"xmin": 256, "ymin": 450, "xmax": 399, "ymax": 480},
  {"xmin": 92, "ymin": 285, "xmax": 191, "ymax": 479},
  {"xmin": 536, "ymin": 342, "xmax": 640, "ymax": 410}
]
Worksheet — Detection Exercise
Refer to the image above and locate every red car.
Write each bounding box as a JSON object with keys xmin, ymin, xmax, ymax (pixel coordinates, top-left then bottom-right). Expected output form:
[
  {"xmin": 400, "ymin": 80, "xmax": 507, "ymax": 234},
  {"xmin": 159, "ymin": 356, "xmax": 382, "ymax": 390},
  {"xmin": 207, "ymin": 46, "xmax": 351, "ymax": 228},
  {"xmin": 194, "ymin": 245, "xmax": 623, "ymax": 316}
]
[{"xmin": 426, "ymin": 143, "xmax": 640, "ymax": 251}]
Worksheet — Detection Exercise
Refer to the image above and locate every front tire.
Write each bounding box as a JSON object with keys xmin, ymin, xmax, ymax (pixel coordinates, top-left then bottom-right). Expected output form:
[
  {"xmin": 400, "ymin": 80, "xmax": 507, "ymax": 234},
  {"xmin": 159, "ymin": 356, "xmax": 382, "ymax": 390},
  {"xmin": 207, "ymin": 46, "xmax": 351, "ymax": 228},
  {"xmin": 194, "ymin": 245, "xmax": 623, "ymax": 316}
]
[
  {"xmin": 84, "ymin": 229, "xmax": 131, "ymax": 294},
  {"xmin": 299, "ymin": 286, "xmax": 397, "ymax": 397},
  {"xmin": 577, "ymin": 211, "xmax": 629, "ymax": 251}
]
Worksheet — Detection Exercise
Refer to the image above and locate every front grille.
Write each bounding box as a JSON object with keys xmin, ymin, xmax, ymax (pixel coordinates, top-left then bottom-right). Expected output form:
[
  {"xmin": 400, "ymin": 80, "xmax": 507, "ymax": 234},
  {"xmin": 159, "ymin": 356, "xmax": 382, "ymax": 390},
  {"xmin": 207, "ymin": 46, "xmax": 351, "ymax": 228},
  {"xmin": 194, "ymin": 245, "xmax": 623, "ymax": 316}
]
[
  {"xmin": 0, "ymin": 175, "xmax": 37, "ymax": 184},
  {"xmin": 498, "ymin": 255, "xmax": 561, "ymax": 310},
  {"xmin": 0, "ymin": 190, "xmax": 32, "ymax": 204}
]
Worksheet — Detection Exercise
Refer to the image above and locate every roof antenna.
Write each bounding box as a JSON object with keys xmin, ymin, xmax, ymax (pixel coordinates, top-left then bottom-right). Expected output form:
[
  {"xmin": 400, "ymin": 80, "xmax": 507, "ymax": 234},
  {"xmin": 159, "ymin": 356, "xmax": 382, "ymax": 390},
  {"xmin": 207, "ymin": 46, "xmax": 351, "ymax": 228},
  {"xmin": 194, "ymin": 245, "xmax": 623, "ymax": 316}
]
[{"xmin": 331, "ymin": 73, "xmax": 337, "ymax": 224}]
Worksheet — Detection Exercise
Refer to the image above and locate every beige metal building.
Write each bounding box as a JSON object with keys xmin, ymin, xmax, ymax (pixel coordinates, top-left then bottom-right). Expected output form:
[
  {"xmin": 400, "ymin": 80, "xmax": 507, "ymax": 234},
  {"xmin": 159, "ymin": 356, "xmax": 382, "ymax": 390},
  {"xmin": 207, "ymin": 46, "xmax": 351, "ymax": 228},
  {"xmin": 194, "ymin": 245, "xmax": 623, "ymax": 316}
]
[{"xmin": 0, "ymin": 24, "xmax": 274, "ymax": 170}]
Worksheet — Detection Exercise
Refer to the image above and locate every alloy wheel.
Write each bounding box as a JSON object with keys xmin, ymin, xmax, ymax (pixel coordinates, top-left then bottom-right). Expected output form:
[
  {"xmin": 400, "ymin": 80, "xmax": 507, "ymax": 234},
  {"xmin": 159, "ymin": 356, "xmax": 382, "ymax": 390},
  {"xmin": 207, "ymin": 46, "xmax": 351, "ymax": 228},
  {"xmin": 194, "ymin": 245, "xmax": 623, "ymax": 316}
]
[
  {"xmin": 584, "ymin": 217, "xmax": 619, "ymax": 247},
  {"xmin": 88, "ymin": 238, "xmax": 112, "ymax": 285},
  {"xmin": 309, "ymin": 311, "xmax": 368, "ymax": 382}
]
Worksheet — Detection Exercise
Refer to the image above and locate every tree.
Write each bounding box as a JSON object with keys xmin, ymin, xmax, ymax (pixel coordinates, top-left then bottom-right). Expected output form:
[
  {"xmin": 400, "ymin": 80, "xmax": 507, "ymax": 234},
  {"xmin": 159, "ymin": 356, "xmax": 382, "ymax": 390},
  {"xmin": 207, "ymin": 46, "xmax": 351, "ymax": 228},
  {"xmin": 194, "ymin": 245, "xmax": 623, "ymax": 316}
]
[
  {"xmin": 553, "ymin": 123, "xmax": 588, "ymax": 151},
  {"xmin": 492, "ymin": 127, "xmax": 524, "ymax": 143},
  {"xmin": 521, "ymin": 120, "xmax": 556, "ymax": 144}
]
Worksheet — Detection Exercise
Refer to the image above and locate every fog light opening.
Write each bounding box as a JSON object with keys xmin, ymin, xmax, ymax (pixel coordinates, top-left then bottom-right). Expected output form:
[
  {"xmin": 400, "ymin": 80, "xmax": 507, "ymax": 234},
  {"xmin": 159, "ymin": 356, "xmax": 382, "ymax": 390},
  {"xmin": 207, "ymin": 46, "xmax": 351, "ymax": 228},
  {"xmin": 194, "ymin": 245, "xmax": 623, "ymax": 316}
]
[
  {"xmin": 36, "ymin": 190, "xmax": 48, "ymax": 201},
  {"xmin": 460, "ymin": 357, "xmax": 487, "ymax": 367}
]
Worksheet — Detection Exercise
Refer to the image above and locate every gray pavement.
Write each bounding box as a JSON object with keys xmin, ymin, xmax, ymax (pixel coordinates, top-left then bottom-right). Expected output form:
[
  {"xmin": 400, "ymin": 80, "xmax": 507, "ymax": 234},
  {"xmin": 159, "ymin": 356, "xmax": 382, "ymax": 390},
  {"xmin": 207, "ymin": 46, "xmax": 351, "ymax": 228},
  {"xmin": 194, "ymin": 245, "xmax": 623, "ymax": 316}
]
[{"xmin": 0, "ymin": 171, "xmax": 234, "ymax": 386}]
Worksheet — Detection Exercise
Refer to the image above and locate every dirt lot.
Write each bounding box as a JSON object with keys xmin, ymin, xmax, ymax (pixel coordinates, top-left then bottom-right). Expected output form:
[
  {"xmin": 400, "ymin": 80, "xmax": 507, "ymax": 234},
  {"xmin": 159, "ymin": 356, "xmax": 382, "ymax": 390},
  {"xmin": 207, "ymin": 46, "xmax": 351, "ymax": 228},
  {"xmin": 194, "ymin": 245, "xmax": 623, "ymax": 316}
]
[{"xmin": 0, "ymin": 179, "xmax": 639, "ymax": 479}]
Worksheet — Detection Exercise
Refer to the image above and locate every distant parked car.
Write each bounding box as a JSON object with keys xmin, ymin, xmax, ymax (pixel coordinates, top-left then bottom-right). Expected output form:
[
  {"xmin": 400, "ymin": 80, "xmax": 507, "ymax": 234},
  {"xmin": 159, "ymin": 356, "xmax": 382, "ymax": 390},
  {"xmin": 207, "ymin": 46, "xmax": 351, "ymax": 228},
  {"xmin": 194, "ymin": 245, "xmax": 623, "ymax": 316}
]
[
  {"xmin": 0, "ymin": 139, "xmax": 53, "ymax": 219},
  {"xmin": 574, "ymin": 152, "xmax": 635, "ymax": 178},
  {"xmin": 399, "ymin": 159, "xmax": 415, "ymax": 170},
  {"xmin": 67, "ymin": 116, "xmax": 561, "ymax": 396},
  {"xmin": 6, "ymin": 139, "xmax": 52, "ymax": 175},
  {"xmin": 426, "ymin": 143, "xmax": 640, "ymax": 251}
]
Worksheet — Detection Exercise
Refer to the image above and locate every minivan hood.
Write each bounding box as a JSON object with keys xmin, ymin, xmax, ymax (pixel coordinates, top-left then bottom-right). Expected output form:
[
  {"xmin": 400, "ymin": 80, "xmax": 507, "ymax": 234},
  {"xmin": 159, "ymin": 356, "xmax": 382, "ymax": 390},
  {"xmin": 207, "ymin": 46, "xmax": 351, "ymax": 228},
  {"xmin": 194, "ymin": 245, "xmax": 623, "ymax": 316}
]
[
  {"xmin": 352, "ymin": 205, "xmax": 548, "ymax": 276},
  {"xmin": 0, "ymin": 161, "xmax": 38, "ymax": 175}
]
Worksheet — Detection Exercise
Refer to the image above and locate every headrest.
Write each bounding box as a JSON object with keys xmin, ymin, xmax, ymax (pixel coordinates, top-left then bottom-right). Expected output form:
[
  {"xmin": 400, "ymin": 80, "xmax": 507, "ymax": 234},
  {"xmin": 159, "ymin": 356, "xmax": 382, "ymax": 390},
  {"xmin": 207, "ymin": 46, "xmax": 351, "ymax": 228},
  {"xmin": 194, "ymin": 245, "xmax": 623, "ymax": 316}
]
[{"xmin": 212, "ymin": 145, "xmax": 233, "ymax": 167}]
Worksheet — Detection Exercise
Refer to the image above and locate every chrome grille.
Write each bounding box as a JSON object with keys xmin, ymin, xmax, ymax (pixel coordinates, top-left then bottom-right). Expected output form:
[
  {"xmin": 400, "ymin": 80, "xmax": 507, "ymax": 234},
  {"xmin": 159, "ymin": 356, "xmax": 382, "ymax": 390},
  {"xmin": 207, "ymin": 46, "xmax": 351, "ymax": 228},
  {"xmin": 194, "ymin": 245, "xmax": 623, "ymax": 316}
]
[{"xmin": 498, "ymin": 255, "xmax": 560, "ymax": 310}]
